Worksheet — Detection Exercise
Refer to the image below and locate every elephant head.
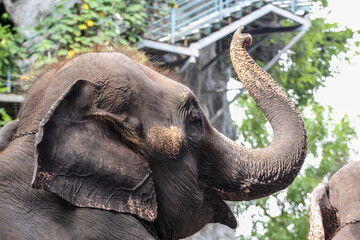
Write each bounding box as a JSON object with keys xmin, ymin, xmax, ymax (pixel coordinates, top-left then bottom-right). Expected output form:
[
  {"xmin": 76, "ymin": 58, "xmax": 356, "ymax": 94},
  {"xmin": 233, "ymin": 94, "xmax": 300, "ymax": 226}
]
[
  {"xmin": 308, "ymin": 161, "xmax": 360, "ymax": 240},
  {"xmin": 15, "ymin": 28, "xmax": 307, "ymax": 239}
]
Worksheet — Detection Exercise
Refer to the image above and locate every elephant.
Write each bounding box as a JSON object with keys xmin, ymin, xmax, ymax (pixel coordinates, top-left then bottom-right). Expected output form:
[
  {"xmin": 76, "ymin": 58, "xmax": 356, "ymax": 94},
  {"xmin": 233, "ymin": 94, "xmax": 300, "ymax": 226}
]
[
  {"xmin": 308, "ymin": 161, "xmax": 360, "ymax": 240},
  {"xmin": 0, "ymin": 28, "xmax": 307, "ymax": 240}
]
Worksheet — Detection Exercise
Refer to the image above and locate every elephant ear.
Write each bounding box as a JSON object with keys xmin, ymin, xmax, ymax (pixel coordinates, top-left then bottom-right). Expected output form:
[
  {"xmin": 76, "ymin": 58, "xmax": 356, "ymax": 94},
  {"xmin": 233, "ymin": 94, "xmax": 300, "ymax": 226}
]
[
  {"xmin": 31, "ymin": 79, "xmax": 157, "ymax": 221},
  {"xmin": 308, "ymin": 183, "xmax": 339, "ymax": 240}
]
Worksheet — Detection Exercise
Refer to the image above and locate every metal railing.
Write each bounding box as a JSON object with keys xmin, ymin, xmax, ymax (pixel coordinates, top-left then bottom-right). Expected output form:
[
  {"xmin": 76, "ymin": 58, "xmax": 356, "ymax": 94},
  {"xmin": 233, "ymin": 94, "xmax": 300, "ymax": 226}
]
[{"xmin": 145, "ymin": 0, "xmax": 312, "ymax": 43}]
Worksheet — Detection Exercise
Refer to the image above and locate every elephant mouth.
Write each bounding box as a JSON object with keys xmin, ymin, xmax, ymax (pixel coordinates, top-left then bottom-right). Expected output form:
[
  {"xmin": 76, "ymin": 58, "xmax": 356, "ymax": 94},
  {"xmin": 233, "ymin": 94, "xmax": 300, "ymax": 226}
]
[{"xmin": 206, "ymin": 190, "xmax": 238, "ymax": 229}]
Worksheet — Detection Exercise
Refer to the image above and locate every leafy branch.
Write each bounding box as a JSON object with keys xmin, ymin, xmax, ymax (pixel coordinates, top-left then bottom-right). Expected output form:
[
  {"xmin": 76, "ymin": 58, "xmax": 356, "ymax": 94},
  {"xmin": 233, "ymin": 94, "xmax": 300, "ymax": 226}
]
[{"xmin": 30, "ymin": 0, "xmax": 147, "ymax": 66}]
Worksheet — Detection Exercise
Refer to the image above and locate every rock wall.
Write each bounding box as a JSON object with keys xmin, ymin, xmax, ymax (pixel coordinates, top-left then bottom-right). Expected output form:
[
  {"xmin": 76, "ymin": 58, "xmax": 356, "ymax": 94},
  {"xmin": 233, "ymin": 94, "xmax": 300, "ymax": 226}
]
[{"xmin": 2, "ymin": 0, "xmax": 58, "ymax": 36}]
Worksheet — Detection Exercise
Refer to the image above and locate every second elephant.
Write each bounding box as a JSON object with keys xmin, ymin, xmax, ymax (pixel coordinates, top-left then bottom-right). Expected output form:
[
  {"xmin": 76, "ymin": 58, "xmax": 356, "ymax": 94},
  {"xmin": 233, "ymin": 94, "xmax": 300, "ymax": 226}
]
[{"xmin": 308, "ymin": 161, "xmax": 360, "ymax": 240}]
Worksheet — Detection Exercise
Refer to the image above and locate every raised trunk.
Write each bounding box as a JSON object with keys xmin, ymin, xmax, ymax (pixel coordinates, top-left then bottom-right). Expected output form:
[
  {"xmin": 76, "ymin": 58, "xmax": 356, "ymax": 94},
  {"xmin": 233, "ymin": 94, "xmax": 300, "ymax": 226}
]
[{"xmin": 207, "ymin": 28, "xmax": 307, "ymax": 200}]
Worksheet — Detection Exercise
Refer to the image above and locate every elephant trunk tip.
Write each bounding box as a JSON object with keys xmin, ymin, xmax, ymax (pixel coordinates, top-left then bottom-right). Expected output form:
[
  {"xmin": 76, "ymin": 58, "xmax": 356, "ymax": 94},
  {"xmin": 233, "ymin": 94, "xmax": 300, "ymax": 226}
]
[{"xmin": 233, "ymin": 27, "xmax": 252, "ymax": 48}]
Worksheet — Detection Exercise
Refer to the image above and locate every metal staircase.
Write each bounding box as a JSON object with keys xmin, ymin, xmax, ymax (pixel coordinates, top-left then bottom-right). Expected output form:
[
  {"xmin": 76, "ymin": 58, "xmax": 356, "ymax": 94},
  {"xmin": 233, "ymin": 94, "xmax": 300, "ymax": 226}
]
[
  {"xmin": 141, "ymin": 0, "xmax": 312, "ymax": 60},
  {"xmin": 145, "ymin": 0, "xmax": 311, "ymax": 43}
]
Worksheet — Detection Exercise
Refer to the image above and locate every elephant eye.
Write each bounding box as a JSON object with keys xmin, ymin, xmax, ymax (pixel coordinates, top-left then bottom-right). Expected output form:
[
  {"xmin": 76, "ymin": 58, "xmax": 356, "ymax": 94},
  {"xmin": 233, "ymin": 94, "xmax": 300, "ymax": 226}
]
[
  {"xmin": 188, "ymin": 108, "xmax": 201, "ymax": 124},
  {"xmin": 190, "ymin": 112, "xmax": 199, "ymax": 121}
]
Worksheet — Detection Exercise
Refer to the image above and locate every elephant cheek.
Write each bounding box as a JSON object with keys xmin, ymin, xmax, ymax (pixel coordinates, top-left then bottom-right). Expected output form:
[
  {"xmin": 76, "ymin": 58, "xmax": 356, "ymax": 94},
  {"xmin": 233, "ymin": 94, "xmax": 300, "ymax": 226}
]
[{"xmin": 147, "ymin": 126, "xmax": 185, "ymax": 158}]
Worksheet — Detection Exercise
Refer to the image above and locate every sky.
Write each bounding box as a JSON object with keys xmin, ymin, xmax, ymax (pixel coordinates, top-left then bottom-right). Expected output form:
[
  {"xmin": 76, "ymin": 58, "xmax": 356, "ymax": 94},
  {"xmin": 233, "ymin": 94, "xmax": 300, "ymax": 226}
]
[
  {"xmin": 228, "ymin": 0, "xmax": 360, "ymax": 237},
  {"xmin": 310, "ymin": 0, "xmax": 360, "ymax": 159},
  {"xmin": 315, "ymin": 0, "xmax": 360, "ymax": 119}
]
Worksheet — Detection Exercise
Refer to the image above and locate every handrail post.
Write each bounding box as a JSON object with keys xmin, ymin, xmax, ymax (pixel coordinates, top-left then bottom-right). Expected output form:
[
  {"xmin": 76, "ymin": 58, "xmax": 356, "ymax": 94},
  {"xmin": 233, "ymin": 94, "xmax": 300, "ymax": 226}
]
[
  {"xmin": 6, "ymin": 57, "xmax": 11, "ymax": 92},
  {"xmin": 291, "ymin": 0, "xmax": 295, "ymax": 12},
  {"xmin": 171, "ymin": 7, "xmax": 176, "ymax": 43},
  {"xmin": 218, "ymin": 0, "xmax": 223, "ymax": 20}
]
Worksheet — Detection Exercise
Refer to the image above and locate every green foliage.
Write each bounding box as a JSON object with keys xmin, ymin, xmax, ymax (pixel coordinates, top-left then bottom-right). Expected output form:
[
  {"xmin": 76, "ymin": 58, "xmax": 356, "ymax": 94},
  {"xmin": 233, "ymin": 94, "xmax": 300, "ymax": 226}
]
[
  {"xmin": 235, "ymin": 1, "xmax": 359, "ymax": 239},
  {"xmin": 31, "ymin": 0, "xmax": 147, "ymax": 66},
  {"xmin": 0, "ymin": 13, "xmax": 26, "ymax": 84},
  {"xmin": 237, "ymin": 94, "xmax": 270, "ymax": 149},
  {"xmin": 0, "ymin": 107, "xmax": 12, "ymax": 127},
  {"xmin": 314, "ymin": 0, "xmax": 328, "ymax": 7},
  {"xmin": 267, "ymin": 19, "xmax": 354, "ymax": 107},
  {"xmin": 237, "ymin": 106, "xmax": 357, "ymax": 240}
]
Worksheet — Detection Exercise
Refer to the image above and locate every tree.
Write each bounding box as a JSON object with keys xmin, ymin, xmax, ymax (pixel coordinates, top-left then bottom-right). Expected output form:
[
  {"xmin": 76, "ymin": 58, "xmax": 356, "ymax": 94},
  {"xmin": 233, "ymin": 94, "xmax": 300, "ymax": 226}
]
[
  {"xmin": 234, "ymin": 1, "xmax": 359, "ymax": 239},
  {"xmin": 30, "ymin": 0, "xmax": 147, "ymax": 66},
  {"xmin": 0, "ymin": 13, "xmax": 26, "ymax": 87}
]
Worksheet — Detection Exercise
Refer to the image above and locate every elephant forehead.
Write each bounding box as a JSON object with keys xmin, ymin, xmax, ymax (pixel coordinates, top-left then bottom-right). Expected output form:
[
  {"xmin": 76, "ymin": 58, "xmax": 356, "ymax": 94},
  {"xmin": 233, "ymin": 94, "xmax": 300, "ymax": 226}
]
[
  {"xmin": 60, "ymin": 52, "xmax": 131, "ymax": 70},
  {"xmin": 179, "ymin": 89, "xmax": 190, "ymax": 102},
  {"xmin": 147, "ymin": 126, "xmax": 185, "ymax": 157}
]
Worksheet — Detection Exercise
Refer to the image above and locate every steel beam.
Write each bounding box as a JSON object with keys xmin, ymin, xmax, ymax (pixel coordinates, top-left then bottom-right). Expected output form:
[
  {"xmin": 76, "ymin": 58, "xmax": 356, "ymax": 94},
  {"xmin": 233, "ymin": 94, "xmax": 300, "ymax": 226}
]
[
  {"xmin": 0, "ymin": 94, "xmax": 24, "ymax": 103},
  {"xmin": 140, "ymin": 40, "xmax": 199, "ymax": 57},
  {"xmin": 264, "ymin": 27, "xmax": 308, "ymax": 71}
]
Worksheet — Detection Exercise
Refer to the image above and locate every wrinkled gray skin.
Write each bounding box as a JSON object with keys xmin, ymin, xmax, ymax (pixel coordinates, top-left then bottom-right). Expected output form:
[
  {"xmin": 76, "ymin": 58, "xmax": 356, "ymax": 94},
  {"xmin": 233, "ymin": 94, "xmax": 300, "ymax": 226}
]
[
  {"xmin": 308, "ymin": 161, "xmax": 360, "ymax": 240},
  {"xmin": 0, "ymin": 29, "xmax": 307, "ymax": 240},
  {"xmin": 0, "ymin": 120, "xmax": 19, "ymax": 151}
]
